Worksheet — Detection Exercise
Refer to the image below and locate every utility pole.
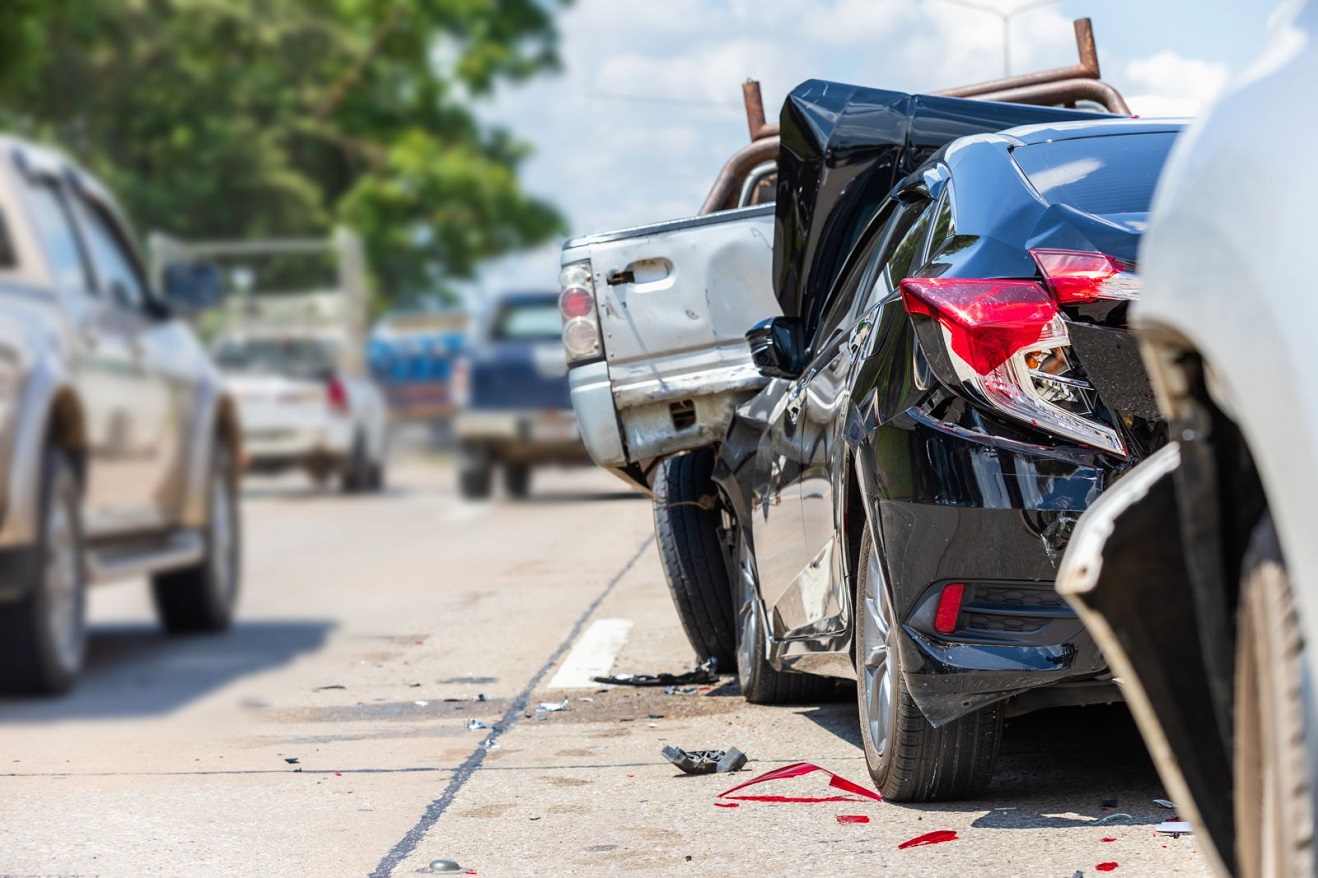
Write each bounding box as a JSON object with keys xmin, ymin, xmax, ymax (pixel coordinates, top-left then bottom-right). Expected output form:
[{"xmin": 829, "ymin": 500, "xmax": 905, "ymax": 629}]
[{"xmin": 931, "ymin": 0, "xmax": 1064, "ymax": 77}]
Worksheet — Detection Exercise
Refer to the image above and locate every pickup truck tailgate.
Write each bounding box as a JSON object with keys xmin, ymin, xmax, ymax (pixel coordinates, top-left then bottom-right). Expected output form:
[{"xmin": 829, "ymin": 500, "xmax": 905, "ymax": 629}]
[{"xmin": 563, "ymin": 204, "xmax": 778, "ymax": 467}]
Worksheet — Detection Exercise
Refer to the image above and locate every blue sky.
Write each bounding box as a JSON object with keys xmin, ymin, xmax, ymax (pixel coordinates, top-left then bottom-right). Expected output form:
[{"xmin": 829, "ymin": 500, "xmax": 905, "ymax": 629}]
[{"xmin": 471, "ymin": 0, "xmax": 1281, "ymax": 299}]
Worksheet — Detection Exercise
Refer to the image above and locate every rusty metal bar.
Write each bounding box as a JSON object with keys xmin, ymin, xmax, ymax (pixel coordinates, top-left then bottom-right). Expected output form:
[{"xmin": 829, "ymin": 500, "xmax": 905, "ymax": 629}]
[
  {"xmin": 742, "ymin": 80, "xmax": 779, "ymax": 141},
  {"xmin": 936, "ymin": 18, "xmax": 1101, "ymax": 98},
  {"xmin": 975, "ymin": 77, "xmax": 1131, "ymax": 116},
  {"xmin": 700, "ymin": 136, "xmax": 780, "ymax": 215}
]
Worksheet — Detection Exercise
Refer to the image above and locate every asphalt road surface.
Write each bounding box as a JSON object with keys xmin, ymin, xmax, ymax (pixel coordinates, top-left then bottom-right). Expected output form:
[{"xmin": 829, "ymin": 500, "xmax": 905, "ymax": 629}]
[{"xmin": 0, "ymin": 459, "xmax": 1213, "ymax": 877}]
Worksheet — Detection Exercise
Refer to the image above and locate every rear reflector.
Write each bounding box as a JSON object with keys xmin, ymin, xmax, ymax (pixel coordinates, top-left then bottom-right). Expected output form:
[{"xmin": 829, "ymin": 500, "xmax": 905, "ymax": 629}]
[{"xmin": 934, "ymin": 583, "xmax": 966, "ymax": 635}]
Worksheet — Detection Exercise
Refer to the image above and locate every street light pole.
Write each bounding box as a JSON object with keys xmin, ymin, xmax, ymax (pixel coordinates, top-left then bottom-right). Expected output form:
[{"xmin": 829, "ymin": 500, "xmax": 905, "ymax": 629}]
[{"xmin": 931, "ymin": 0, "xmax": 1064, "ymax": 77}]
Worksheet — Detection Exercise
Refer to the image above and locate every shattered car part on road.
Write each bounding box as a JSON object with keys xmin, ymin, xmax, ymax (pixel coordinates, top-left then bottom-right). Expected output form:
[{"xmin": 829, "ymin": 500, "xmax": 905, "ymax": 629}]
[
  {"xmin": 592, "ymin": 658, "xmax": 718, "ymax": 687},
  {"xmin": 662, "ymin": 746, "xmax": 747, "ymax": 775}
]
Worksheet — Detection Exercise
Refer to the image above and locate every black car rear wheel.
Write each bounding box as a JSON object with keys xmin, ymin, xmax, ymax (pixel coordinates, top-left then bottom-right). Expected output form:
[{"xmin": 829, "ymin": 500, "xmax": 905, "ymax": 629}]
[
  {"xmin": 856, "ymin": 528, "xmax": 1002, "ymax": 801},
  {"xmin": 503, "ymin": 463, "xmax": 531, "ymax": 499},
  {"xmin": 1235, "ymin": 513, "xmax": 1314, "ymax": 878},
  {"xmin": 652, "ymin": 449, "xmax": 736, "ymax": 670}
]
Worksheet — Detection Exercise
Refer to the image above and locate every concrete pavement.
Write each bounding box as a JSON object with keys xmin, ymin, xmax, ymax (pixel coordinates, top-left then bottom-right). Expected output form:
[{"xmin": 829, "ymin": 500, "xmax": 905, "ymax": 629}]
[{"xmin": 0, "ymin": 460, "xmax": 1212, "ymax": 877}]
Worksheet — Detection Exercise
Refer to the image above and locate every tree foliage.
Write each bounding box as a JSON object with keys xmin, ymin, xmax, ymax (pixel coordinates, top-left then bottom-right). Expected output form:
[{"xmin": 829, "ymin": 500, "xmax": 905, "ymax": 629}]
[{"xmin": 0, "ymin": 0, "xmax": 568, "ymax": 302}]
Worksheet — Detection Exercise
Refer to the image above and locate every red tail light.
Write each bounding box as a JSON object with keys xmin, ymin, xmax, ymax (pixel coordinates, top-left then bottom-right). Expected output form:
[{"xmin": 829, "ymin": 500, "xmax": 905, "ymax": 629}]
[
  {"xmin": 935, "ymin": 583, "xmax": 966, "ymax": 635},
  {"xmin": 326, "ymin": 376, "xmax": 349, "ymax": 412},
  {"xmin": 559, "ymin": 286, "xmax": 594, "ymax": 319},
  {"xmin": 1030, "ymin": 249, "xmax": 1141, "ymax": 304},
  {"xmin": 899, "ymin": 278, "xmax": 1061, "ymax": 375}
]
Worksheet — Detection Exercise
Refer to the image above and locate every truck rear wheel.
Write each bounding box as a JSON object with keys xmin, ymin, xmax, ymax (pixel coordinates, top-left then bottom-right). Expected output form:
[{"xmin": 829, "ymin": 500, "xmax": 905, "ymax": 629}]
[
  {"xmin": 458, "ymin": 445, "xmax": 492, "ymax": 500},
  {"xmin": 503, "ymin": 463, "xmax": 531, "ymax": 499},
  {"xmin": 652, "ymin": 449, "xmax": 736, "ymax": 669},
  {"xmin": 1235, "ymin": 513, "xmax": 1314, "ymax": 878},
  {"xmin": 0, "ymin": 449, "xmax": 87, "ymax": 695},
  {"xmin": 152, "ymin": 446, "xmax": 240, "ymax": 633}
]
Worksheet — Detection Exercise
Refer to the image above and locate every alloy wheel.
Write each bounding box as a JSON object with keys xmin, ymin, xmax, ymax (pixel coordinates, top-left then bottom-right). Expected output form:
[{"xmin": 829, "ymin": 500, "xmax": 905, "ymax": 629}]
[
  {"xmin": 45, "ymin": 476, "xmax": 83, "ymax": 673},
  {"xmin": 860, "ymin": 546, "xmax": 893, "ymax": 758}
]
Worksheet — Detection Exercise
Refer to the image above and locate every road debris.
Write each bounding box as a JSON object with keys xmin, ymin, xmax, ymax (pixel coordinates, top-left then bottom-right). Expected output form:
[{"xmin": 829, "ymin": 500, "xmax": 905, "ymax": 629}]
[
  {"xmin": 466, "ymin": 719, "xmax": 488, "ymax": 731},
  {"xmin": 714, "ymin": 802, "xmax": 739, "ymax": 809},
  {"xmin": 716, "ymin": 762, "xmax": 882, "ymax": 804},
  {"xmin": 1153, "ymin": 799, "xmax": 1175, "ymax": 809},
  {"xmin": 1096, "ymin": 813, "xmax": 1133, "ymax": 824},
  {"xmin": 836, "ymin": 815, "xmax": 870, "ymax": 824},
  {"xmin": 536, "ymin": 700, "xmax": 569, "ymax": 713},
  {"xmin": 592, "ymin": 657, "xmax": 718, "ymax": 687},
  {"xmin": 474, "ymin": 693, "xmax": 488, "ymax": 702},
  {"xmin": 416, "ymin": 859, "xmax": 466, "ymax": 874},
  {"xmin": 898, "ymin": 830, "xmax": 957, "ymax": 849},
  {"xmin": 664, "ymin": 686, "xmax": 700, "ymax": 696},
  {"xmin": 1156, "ymin": 820, "xmax": 1193, "ymax": 838},
  {"xmin": 1095, "ymin": 863, "xmax": 1118, "ymax": 872},
  {"xmin": 313, "ymin": 684, "xmax": 346, "ymax": 691},
  {"xmin": 1100, "ymin": 837, "xmax": 1117, "ymax": 843},
  {"xmin": 414, "ymin": 700, "xmax": 429, "ymax": 707},
  {"xmin": 662, "ymin": 746, "xmax": 747, "ymax": 775},
  {"xmin": 284, "ymin": 757, "xmax": 300, "ymax": 765}
]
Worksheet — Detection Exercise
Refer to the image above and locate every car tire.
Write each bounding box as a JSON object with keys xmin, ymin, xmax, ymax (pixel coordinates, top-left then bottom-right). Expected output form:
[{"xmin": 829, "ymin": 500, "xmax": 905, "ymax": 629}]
[
  {"xmin": 340, "ymin": 434, "xmax": 369, "ymax": 494},
  {"xmin": 855, "ymin": 527, "xmax": 1002, "ymax": 801},
  {"xmin": 503, "ymin": 463, "xmax": 531, "ymax": 500},
  {"xmin": 652, "ymin": 449, "xmax": 737, "ymax": 671},
  {"xmin": 367, "ymin": 460, "xmax": 386, "ymax": 492},
  {"xmin": 0, "ymin": 448, "xmax": 87, "ymax": 695},
  {"xmin": 1235, "ymin": 513, "xmax": 1314, "ymax": 878},
  {"xmin": 152, "ymin": 444, "xmax": 241, "ymax": 634},
  {"xmin": 732, "ymin": 516, "xmax": 835, "ymax": 705},
  {"xmin": 458, "ymin": 445, "xmax": 493, "ymax": 500}
]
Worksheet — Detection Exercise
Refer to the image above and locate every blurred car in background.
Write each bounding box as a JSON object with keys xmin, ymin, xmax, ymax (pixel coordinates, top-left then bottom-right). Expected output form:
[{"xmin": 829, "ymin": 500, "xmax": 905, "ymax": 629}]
[
  {"xmin": 0, "ymin": 136, "xmax": 242, "ymax": 694},
  {"xmin": 453, "ymin": 291, "xmax": 588, "ymax": 499},
  {"xmin": 1057, "ymin": 3, "xmax": 1318, "ymax": 874},
  {"xmin": 216, "ymin": 329, "xmax": 388, "ymax": 492}
]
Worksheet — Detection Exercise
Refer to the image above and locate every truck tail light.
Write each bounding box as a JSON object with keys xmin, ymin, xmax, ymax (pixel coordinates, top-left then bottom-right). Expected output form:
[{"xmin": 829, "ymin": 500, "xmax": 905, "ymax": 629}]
[
  {"xmin": 559, "ymin": 260, "xmax": 603, "ymax": 364},
  {"xmin": 901, "ymin": 277, "xmax": 1125, "ymax": 456},
  {"xmin": 326, "ymin": 376, "xmax": 349, "ymax": 413},
  {"xmin": 1030, "ymin": 249, "xmax": 1141, "ymax": 304}
]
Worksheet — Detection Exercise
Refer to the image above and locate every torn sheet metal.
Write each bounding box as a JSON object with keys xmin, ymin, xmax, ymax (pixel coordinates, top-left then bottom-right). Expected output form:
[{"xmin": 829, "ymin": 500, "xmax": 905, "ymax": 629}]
[
  {"xmin": 662, "ymin": 746, "xmax": 747, "ymax": 775},
  {"xmin": 773, "ymin": 80, "xmax": 1105, "ymax": 323},
  {"xmin": 716, "ymin": 762, "xmax": 881, "ymax": 804}
]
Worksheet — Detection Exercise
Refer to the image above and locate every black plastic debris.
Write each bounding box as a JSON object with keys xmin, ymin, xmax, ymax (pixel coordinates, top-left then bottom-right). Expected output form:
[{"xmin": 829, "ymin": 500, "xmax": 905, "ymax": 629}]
[
  {"xmin": 664, "ymin": 686, "xmax": 699, "ymax": 696},
  {"xmin": 284, "ymin": 757, "xmax": 300, "ymax": 764},
  {"xmin": 593, "ymin": 657, "xmax": 718, "ymax": 687},
  {"xmin": 313, "ymin": 684, "xmax": 346, "ymax": 691},
  {"xmin": 663, "ymin": 745, "xmax": 747, "ymax": 775}
]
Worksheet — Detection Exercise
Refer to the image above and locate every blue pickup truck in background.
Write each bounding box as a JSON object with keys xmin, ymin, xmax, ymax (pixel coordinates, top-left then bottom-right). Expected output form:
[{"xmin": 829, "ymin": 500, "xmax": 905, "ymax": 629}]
[{"xmin": 453, "ymin": 291, "xmax": 589, "ymax": 499}]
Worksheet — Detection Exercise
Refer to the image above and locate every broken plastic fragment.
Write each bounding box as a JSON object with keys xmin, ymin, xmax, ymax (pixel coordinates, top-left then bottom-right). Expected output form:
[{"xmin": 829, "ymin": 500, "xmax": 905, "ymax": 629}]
[
  {"xmin": 1101, "ymin": 837, "xmax": 1117, "ymax": 843},
  {"xmin": 1096, "ymin": 813, "xmax": 1133, "ymax": 824},
  {"xmin": 663, "ymin": 746, "xmax": 748, "ymax": 775},
  {"xmin": 898, "ymin": 830, "xmax": 957, "ymax": 849},
  {"xmin": 592, "ymin": 657, "xmax": 718, "ymax": 687},
  {"xmin": 836, "ymin": 815, "xmax": 870, "ymax": 824},
  {"xmin": 466, "ymin": 719, "xmax": 488, "ymax": 731},
  {"xmin": 1095, "ymin": 863, "xmax": 1118, "ymax": 872},
  {"xmin": 713, "ymin": 802, "xmax": 739, "ymax": 809},
  {"xmin": 664, "ymin": 686, "xmax": 699, "ymax": 696},
  {"xmin": 414, "ymin": 700, "xmax": 429, "ymax": 707},
  {"xmin": 1153, "ymin": 798, "xmax": 1175, "ymax": 809},
  {"xmin": 1156, "ymin": 820, "xmax": 1193, "ymax": 837},
  {"xmin": 717, "ymin": 762, "xmax": 881, "ymax": 804},
  {"xmin": 284, "ymin": 757, "xmax": 299, "ymax": 765},
  {"xmin": 536, "ymin": 700, "xmax": 569, "ymax": 713}
]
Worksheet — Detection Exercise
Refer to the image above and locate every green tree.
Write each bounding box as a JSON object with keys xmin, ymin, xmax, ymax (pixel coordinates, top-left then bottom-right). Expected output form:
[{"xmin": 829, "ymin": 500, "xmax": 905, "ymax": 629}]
[{"xmin": 0, "ymin": 0, "xmax": 568, "ymax": 303}]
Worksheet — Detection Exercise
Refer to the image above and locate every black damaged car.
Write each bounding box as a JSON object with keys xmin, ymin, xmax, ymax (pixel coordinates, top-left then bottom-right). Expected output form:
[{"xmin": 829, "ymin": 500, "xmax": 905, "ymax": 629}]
[{"xmin": 712, "ymin": 83, "xmax": 1181, "ymax": 801}]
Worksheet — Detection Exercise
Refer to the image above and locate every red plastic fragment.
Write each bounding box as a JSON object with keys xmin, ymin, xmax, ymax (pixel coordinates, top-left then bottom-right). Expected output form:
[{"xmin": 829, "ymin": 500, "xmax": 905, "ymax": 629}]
[
  {"xmin": 716, "ymin": 762, "xmax": 883, "ymax": 804},
  {"xmin": 1101, "ymin": 838, "xmax": 1117, "ymax": 843},
  {"xmin": 836, "ymin": 815, "xmax": 870, "ymax": 824},
  {"xmin": 714, "ymin": 802, "xmax": 739, "ymax": 809},
  {"xmin": 898, "ymin": 830, "xmax": 957, "ymax": 849},
  {"xmin": 1096, "ymin": 863, "xmax": 1119, "ymax": 872},
  {"xmin": 334, "ymin": 772, "xmax": 342, "ymax": 777}
]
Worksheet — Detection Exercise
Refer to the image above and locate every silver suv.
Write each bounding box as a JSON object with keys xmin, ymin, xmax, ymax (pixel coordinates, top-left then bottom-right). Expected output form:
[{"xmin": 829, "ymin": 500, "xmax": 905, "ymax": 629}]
[{"xmin": 0, "ymin": 136, "xmax": 241, "ymax": 694}]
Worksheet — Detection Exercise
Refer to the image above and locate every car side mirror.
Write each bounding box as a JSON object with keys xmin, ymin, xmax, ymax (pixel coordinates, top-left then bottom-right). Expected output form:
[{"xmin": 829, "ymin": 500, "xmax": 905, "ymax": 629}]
[
  {"xmin": 162, "ymin": 261, "xmax": 226, "ymax": 314},
  {"xmin": 747, "ymin": 316, "xmax": 805, "ymax": 379}
]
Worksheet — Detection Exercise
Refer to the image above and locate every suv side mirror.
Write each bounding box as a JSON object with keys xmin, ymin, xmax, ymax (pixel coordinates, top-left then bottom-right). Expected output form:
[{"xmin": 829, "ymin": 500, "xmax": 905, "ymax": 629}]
[
  {"xmin": 747, "ymin": 316, "xmax": 805, "ymax": 379},
  {"xmin": 162, "ymin": 261, "xmax": 226, "ymax": 314}
]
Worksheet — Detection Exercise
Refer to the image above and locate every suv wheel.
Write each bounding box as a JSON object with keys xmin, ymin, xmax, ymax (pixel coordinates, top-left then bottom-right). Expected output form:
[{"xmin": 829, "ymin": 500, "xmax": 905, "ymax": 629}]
[
  {"xmin": 732, "ymin": 513, "xmax": 834, "ymax": 704},
  {"xmin": 152, "ymin": 445, "xmax": 240, "ymax": 633},
  {"xmin": 503, "ymin": 463, "xmax": 531, "ymax": 499},
  {"xmin": 1235, "ymin": 513, "xmax": 1314, "ymax": 878},
  {"xmin": 652, "ymin": 450, "xmax": 736, "ymax": 669},
  {"xmin": 0, "ymin": 449, "xmax": 86, "ymax": 694},
  {"xmin": 856, "ymin": 528, "xmax": 1001, "ymax": 801}
]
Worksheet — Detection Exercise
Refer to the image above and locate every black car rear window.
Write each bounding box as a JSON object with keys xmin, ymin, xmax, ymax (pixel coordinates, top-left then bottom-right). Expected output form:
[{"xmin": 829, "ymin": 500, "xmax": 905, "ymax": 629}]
[{"xmin": 1011, "ymin": 131, "xmax": 1178, "ymax": 216}]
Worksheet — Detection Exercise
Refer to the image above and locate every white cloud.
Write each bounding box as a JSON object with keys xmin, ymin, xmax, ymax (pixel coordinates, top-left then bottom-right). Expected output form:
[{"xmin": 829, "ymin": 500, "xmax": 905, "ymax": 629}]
[{"xmin": 1120, "ymin": 49, "xmax": 1230, "ymax": 117}]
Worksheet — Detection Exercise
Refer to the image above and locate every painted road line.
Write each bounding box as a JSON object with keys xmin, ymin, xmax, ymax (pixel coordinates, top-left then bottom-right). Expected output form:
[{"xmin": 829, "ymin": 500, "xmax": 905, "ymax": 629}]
[{"xmin": 547, "ymin": 618, "xmax": 634, "ymax": 689}]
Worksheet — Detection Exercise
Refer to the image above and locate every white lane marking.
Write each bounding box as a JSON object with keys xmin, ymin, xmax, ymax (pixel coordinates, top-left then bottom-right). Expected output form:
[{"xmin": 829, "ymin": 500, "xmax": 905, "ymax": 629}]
[{"xmin": 547, "ymin": 618, "xmax": 634, "ymax": 689}]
